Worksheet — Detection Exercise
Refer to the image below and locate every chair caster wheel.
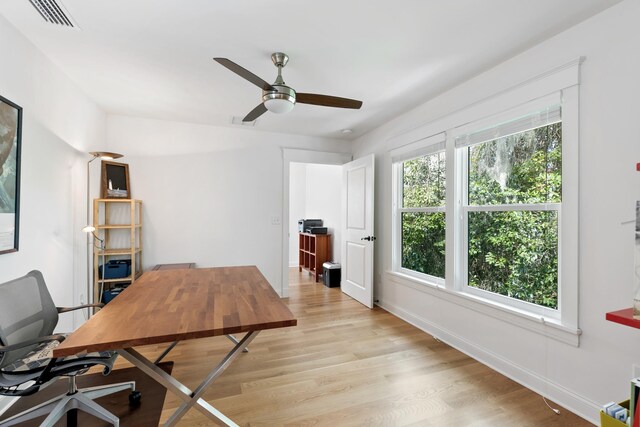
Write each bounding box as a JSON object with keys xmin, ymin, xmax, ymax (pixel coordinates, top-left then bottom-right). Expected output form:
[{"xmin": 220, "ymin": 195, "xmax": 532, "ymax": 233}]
[{"xmin": 129, "ymin": 390, "xmax": 142, "ymax": 406}]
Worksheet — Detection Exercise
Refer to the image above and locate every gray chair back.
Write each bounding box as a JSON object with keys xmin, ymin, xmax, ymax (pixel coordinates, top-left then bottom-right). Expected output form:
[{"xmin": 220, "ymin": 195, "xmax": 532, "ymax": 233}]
[{"xmin": 0, "ymin": 270, "xmax": 59, "ymax": 369}]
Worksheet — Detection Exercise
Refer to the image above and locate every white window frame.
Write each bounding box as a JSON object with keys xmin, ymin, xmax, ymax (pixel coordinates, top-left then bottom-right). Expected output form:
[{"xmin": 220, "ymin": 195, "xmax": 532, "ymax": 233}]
[
  {"xmin": 391, "ymin": 133, "xmax": 446, "ymax": 286},
  {"xmin": 388, "ymin": 58, "xmax": 581, "ymax": 344},
  {"xmin": 450, "ymin": 90, "xmax": 578, "ymax": 327},
  {"xmin": 458, "ymin": 136, "xmax": 562, "ymax": 321}
]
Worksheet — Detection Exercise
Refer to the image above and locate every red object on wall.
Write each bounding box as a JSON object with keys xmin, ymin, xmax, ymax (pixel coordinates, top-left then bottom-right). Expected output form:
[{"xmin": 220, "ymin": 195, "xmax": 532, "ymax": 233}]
[
  {"xmin": 635, "ymin": 392, "xmax": 640, "ymax": 427},
  {"xmin": 606, "ymin": 308, "xmax": 640, "ymax": 329},
  {"xmin": 637, "ymin": 162, "xmax": 640, "ymax": 171}
]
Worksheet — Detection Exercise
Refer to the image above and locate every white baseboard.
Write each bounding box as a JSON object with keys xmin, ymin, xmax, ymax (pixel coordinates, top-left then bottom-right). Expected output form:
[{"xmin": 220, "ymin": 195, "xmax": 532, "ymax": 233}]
[{"xmin": 376, "ymin": 299, "xmax": 599, "ymax": 425}]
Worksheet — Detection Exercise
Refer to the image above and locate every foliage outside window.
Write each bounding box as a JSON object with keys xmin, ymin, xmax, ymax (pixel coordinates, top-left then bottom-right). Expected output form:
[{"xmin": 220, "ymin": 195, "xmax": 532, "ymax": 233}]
[
  {"xmin": 399, "ymin": 151, "xmax": 446, "ymax": 279},
  {"xmin": 465, "ymin": 122, "xmax": 562, "ymax": 309}
]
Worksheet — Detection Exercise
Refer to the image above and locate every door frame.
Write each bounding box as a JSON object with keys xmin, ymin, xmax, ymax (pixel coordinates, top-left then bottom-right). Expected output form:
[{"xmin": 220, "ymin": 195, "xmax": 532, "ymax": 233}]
[{"xmin": 281, "ymin": 148, "xmax": 352, "ymax": 297}]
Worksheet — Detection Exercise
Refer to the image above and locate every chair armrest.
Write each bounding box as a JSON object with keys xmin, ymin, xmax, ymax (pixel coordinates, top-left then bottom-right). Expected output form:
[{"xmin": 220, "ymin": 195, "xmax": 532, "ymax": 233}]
[
  {"xmin": 0, "ymin": 334, "xmax": 66, "ymax": 353},
  {"xmin": 57, "ymin": 303, "xmax": 104, "ymax": 314}
]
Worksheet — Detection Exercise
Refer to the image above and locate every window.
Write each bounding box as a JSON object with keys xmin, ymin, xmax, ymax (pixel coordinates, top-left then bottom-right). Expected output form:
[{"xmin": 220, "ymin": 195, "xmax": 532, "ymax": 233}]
[
  {"xmin": 390, "ymin": 77, "xmax": 579, "ymax": 335},
  {"xmin": 458, "ymin": 109, "xmax": 562, "ymax": 314},
  {"xmin": 400, "ymin": 151, "xmax": 446, "ymax": 279},
  {"xmin": 392, "ymin": 134, "xmax": 446, "ymax": 283}
]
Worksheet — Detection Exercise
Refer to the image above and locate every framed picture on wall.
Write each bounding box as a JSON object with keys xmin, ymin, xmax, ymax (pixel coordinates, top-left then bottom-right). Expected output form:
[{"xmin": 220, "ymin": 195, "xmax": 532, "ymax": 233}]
[
  {"xmin": 0, "ymin": 95, "xmax": 22, "ymax": 255},
  {"xmin": 100, "ymin": 161, "xmax": 130, "ymax": 199}
]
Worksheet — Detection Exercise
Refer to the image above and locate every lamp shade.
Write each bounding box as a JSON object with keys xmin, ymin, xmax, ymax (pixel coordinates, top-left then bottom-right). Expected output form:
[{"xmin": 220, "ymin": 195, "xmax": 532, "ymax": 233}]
[{"xmin": 264, "ymin": 98, "xmax": 295, "ymax": 114}]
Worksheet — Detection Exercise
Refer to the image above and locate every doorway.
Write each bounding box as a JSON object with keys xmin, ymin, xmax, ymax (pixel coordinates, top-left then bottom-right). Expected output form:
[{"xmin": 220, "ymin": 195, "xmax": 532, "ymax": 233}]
[
  {"xmin": 288, "ymin": 162, "xmax": 342, "ymax": 283},
  {"xmin": 280, "ymin": 149, "xmax": 352, "ymax": 298}
]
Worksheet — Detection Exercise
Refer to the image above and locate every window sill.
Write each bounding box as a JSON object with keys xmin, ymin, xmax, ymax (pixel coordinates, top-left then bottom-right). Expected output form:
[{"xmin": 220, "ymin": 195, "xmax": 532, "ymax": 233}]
[{"xmin": 385, "ymin": 270, "xmax": 581, "ymax": 346}]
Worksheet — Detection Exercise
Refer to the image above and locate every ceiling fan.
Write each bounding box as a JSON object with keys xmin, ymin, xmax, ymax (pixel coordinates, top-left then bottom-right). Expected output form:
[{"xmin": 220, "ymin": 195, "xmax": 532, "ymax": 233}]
[{"xmin": 213, "ymin": 52, "xmax": 363, "ymax": 122}]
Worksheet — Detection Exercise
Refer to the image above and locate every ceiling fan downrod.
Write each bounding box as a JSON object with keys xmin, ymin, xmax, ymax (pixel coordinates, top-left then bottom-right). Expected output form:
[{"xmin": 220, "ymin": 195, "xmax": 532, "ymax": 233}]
[{"xmin": 271, "ymin": 52, "xmax": 288, "ymax": 85}]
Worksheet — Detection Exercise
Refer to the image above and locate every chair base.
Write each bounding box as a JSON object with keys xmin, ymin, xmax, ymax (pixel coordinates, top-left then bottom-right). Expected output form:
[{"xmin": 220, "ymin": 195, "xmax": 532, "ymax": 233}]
[{"xmin": 0, "ymin": 380, "xmax": 136, "ymax": 427}]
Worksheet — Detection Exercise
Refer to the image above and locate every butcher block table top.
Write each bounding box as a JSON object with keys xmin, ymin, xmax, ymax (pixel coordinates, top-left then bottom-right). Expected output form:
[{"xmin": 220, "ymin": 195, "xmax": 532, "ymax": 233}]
[{"xmin": 54, "ymin": 266, "xmax": 297, "ymax": 357}]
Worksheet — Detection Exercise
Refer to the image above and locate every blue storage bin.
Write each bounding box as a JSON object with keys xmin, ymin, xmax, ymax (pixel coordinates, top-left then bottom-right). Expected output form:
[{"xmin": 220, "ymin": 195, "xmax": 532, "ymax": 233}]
[
  {"xmin": 102, "ymin": 287, "xmax": 124, "ymax": 303},
  {"xmin": 99, "ymin": 262, "xmax": 129, "ymax": 279},
  {"xmin": 108, "ymin": 259, "xmax": 132, "ymax": 277}
]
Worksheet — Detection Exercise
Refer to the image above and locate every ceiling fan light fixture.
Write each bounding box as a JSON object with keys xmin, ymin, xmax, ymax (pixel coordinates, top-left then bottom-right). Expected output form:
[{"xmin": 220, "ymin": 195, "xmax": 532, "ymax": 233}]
[
  {"xmin": 263, "ymin": 85, "xmax": 296, "ymax": 114},
  {"xmin": 264, "ymin": 98, "xmax": 295, "ymax": 114}
]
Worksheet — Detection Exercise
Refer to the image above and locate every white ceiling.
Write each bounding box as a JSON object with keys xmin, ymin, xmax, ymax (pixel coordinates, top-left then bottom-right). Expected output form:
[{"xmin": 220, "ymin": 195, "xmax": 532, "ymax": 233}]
[{"xmin": 0, "ymin": 0, "xmax": 622, "ymax": 140}]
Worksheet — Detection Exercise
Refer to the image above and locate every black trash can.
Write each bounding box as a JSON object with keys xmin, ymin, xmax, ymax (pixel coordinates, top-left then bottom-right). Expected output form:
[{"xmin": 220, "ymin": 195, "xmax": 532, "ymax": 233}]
[{"xmin": 322, "ymin": 262, "xmax": 341, "ymax": 288}]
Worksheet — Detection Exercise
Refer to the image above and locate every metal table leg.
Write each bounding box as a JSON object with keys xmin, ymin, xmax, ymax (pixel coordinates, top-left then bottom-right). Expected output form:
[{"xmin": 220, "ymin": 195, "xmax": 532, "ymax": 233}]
[
  {"xmin": 155, "ymin": 335, "xmax": 245, "ymax": 366},
  {"xmin": 226, "ymin": 334, "xmax": 249, "ymax": 352},
  {"xmin": 154, "ymin": 341, "xmax": 178, "ymax": 365},
  {"xmin": 119, "ymin": 331, "xmax": 259, "ymax": 427}
]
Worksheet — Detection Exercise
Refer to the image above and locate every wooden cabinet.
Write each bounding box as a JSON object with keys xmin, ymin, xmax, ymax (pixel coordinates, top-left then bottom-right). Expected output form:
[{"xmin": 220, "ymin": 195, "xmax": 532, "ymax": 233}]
[
  {"xmin": 93, "ymin": 199, "xmax": 142, "ymax": 303},
  {"xmin": 299, "ymin": 233, "xmax": 331, "ymax": 282}
]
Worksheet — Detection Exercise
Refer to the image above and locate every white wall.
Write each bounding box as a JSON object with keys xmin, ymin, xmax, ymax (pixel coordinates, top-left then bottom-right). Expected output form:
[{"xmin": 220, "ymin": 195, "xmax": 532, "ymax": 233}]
[
  {"xmin": 0, "ymin": 15, "xmax": 106, "ymax": 333},
  {"xmin": 304, "ymin": 164, "xmax": 342, "ymax": 264},
  {"xmin": 106, "ymin": 115, "xmax": 350, "ymax": 296},
  {"xmin": 288, "ymin": 163, "xmax": 342, "ymax": 267},
  {"xmin": 289, "ymin": 163, "xmax": 306, "ymax": 267},
  {"xmin": 353, "ymin": 0, "xmax": 640, "ymax": 423}
]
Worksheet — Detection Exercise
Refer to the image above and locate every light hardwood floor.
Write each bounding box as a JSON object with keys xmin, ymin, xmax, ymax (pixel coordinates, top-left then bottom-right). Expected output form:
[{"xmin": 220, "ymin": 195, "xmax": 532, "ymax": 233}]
[{"xmin": 115, "ymin": 268, "xmax": 592, "ymax": 426}]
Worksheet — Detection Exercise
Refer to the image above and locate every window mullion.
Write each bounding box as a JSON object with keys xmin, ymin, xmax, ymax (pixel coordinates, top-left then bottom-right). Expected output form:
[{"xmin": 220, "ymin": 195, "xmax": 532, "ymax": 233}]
[
  {"xmin": 393, "ymin": 163, "xmax": 402, "ymax": 271},
  {"xmin": 398, "ymin": 207, "xmax": 445, "ymax": 213},
  {"xmin": 460, "ymin": 148, "xmax": 469, "ymax": 292},
  {"xmin": 449, "ymin": 137, "xmax": 464, "ymax": 291},
  {"xmin": 465, "ymin": 203, "xmax": 561, "ymax": 212}
]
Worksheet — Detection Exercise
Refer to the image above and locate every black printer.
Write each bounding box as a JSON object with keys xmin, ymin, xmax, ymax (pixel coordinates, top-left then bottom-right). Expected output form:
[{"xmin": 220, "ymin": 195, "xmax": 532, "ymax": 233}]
[
  {"xmin": 306, "ymin": 227, "xmax": 327, "ymax": 234},
  {"xmin": 298, "ymin": 219, "xmax": 323, "ymax": 232}
]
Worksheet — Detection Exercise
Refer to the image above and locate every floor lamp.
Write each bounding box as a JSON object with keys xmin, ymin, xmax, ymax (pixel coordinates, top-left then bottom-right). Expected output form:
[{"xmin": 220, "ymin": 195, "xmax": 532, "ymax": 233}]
[{"xmin": 84, "ymin": 151, "xmax": 123, "ymax": 317}]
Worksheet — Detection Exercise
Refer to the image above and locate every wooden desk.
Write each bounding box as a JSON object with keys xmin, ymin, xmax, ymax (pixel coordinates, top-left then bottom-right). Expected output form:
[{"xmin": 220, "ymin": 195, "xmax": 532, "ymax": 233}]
[{"xmin": 55, "ymin": 266, "xmax": 297, "ymax": 426}]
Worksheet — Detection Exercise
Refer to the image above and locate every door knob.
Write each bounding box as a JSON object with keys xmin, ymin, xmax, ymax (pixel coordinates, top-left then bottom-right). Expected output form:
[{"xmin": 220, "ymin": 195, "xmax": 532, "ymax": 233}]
[{"xmin": 361, "ymin": 236, "xmax": 377, "ymax": 241}]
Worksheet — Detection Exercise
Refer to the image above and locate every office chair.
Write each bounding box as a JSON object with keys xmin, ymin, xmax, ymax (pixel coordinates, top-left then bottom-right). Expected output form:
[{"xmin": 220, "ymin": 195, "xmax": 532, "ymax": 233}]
[{"xmin": 0, "ymin": 270, "xmax": 140, "ymax": 427}]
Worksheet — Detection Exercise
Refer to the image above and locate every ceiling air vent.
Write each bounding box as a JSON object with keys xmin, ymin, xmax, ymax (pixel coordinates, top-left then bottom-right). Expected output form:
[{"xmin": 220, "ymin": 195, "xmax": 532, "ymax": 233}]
[
  {"xmin": 27, "ymin": 0, "xmax": 78, "ymax": 28},
  {"xmin": 231, "ymin": 116, "xmax": 257, "ymax": 127}
]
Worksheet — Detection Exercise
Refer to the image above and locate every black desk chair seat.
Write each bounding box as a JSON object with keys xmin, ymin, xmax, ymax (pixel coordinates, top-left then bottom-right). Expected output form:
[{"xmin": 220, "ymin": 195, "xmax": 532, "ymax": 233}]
[{"xmin": 0, "ymin": 271, "xmax": 139, "ymax": 427}]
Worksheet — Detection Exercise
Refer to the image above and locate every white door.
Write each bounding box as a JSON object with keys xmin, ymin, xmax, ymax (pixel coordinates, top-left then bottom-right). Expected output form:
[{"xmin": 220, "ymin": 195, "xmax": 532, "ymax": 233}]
[{"xmin": 341, "ymin": 154, "xmax": 375, "ymax": 308}]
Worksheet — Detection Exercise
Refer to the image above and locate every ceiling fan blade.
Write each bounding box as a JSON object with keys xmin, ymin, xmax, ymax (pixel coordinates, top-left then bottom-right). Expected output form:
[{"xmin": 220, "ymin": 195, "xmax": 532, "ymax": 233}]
[
  {"xmin": 243, "ymin": 103, "xmax": 268, "ymax": 122},
  {"xmin": 296, "ymin": 93, "xmax": 363, "ymax": 109},
  {"xmin": 213, "ymin": 58, "xmax": 275, "ymax": 91}
]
